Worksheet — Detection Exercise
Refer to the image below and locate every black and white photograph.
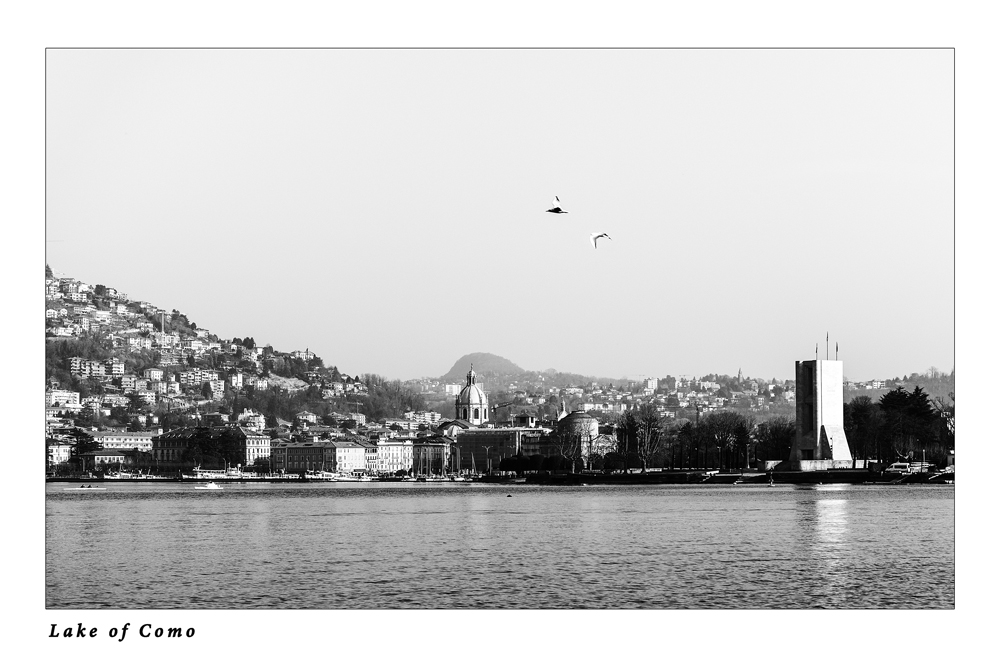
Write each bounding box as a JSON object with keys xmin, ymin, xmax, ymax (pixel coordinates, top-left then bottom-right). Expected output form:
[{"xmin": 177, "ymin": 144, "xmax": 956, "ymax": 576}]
[{"xmin": 12, "ymin": 2, "xmax": 994, "ymax": 652}]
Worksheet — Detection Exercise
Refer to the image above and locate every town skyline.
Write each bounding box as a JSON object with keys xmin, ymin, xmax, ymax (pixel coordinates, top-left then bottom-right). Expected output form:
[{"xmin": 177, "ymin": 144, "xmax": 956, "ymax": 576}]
[
  {"xmin": 46, "ymin": 263, "xmax": 952, "ymax": 387},
  {"xmin": 45, "ymin": 49, "xmax": 954, "ymax": 383}
]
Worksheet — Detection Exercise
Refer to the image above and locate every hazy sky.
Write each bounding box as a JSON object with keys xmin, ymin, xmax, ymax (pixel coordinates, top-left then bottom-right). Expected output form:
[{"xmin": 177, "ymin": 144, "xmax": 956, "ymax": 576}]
[{"xmin": 46, "ymin": 48, "xmax": 954, "ymax": 383}]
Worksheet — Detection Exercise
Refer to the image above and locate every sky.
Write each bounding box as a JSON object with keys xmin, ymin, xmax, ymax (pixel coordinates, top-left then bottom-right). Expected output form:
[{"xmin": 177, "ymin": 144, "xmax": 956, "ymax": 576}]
[{"xmin": 45, "ymin": 48, "xmax": 954, "ymax": 383}]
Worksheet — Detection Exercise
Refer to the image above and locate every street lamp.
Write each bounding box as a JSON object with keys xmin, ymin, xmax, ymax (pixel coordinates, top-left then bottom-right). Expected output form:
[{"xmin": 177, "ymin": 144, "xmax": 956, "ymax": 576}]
[{"xmin": 484, "ymin": 446, "xmax": 492, "ymax": 474}]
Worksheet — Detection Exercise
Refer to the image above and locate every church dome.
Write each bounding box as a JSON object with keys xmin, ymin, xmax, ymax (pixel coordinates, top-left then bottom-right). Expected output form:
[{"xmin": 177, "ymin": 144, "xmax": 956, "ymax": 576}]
[
  {"xmin": 558, "ymin": 410, "xmax": 598, "ymax": 436},
  {"xmin": 455, "ymin": 365, "xmax": 489, "ymax": 425},
  {"xmin": 458, "ymin": 383, "xmax": 488, "ymax": 406}
]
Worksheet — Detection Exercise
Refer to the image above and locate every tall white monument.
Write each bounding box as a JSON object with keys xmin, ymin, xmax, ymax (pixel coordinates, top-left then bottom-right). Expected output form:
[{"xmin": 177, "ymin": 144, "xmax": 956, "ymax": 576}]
[{"xmin": 789, "ymin": 359, "xmax": 853, "ymax": 469}]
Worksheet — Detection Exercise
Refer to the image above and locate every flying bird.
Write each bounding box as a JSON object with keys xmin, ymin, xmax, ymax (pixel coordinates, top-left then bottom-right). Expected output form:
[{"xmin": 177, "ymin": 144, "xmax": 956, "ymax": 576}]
[
  {"xmin": 590, "ymin": 232, "xmax": 611, "ymax": 249},
  {"xmin": 546, "ymin": 196, "xmax": 569, "ymax": 214}
]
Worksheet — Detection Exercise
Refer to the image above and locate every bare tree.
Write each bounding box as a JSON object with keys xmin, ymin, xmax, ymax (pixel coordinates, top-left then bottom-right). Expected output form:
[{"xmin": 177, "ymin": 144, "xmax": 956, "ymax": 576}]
[
  {"xmin": 613, "ymin": 409, "xmax": 639, "ymax": 473},
  {"xmin": 635, "ymin": 403, "xmax": 664, "ymax": 473},
  {"xmin": 702, "ymin": 411, "xmax": 753, "ymax": 470},
  {"xmin": 551, "ymin": 424, "xmax": 583, "ymax": 473}
]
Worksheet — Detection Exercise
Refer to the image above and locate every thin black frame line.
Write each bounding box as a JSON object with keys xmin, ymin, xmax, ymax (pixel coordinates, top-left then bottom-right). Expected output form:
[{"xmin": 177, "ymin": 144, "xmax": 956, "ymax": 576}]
[{"xmin": 43, "ymin": 46, "xmax": 956, "ymax": 50}]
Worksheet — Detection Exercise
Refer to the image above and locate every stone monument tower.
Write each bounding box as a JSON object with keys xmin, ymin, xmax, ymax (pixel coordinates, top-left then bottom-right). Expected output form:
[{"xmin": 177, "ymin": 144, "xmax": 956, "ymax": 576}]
[{"xmin": 789, "ymin": 359, "xmax": 853, "ymax": 468}]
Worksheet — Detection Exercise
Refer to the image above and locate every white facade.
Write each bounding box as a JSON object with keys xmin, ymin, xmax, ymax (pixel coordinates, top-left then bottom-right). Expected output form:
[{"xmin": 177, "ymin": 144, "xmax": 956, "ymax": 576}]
[
  {"xmin": 333, "ymin": 442, "xmax": 367, "ymax": 472},
  {"xmin": 46, "ymin": 390, "xmax": 80, "ymax": 407},
  {"xmin": 375, "ymin": 438, "xmax": 413, "ymax": 474},
  {"xmin": 791, "ymin": 360, "xmax": 852, "ymax": 463},
  {"xmin": 94, "ymin": 432, "xmax": 156, "ymax": 452},
  {"xmin": 243, "ymin": 431, "xmax": 271, "ymax": 466},
  {"xmin": 48, "ymin": 442, "xmax": 74, "ymax": 468},
  {"xmin": 404, "ymin": 410, "xmax": 442, "ymax": 425}
]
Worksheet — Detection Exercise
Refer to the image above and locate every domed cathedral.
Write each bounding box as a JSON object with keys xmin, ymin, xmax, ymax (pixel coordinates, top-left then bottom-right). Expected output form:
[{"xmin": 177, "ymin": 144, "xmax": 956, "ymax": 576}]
[{"xmin": 455, "ymin": 365, "xmax": 489, "ymax": 426}]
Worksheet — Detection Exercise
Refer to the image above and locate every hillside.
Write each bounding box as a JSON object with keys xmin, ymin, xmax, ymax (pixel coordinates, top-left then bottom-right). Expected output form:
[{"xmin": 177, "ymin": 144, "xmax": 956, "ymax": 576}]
[
  {"xmin": 44, "ymin": 265, "xmax": 427, "ymax": 429},
  {"xmin": 441, "ymin": 353, "xmax": 525, "ymax": 381}
]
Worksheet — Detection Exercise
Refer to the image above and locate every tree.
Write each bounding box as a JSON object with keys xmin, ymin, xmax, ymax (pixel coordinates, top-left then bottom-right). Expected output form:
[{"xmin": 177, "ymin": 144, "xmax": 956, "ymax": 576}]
[
  {"xmin": 201, "ymin": 382, "xmax": 213, "ymax": 400},
  {"xmin": 69, "ymin": 430, "xmax": 101, "ymax": 471},
  {"xmin": 551, "ymin": 423, "xmax": 583, "ymax": 472},
  {"xmin": 755, "ymin": 417, "xmax": 796, "ymax": 462},
  {"xmin": 879, "ymin": 386, "xmax": 946, "ymax": 463},
  {"xmin": 635, "ymin": 404, "xmax": 664, "ymax": 473},
  {"xmin": 931, "ymin": 392, "xmax": 955, "ymax": 450},
  {"xmin": 701, "ymin": 411, "xmax": 754, "ymax": 470},
  {"xmin": 603, "ymin": 452, "xmax": 625, "ymax": 473},
  {"xmin": 844, "ymin": 396, "xmax": 883, "ymax": 461},
  {"xmin": 613, "ymin": 409, "xmax": 640, "ymax": 473}
]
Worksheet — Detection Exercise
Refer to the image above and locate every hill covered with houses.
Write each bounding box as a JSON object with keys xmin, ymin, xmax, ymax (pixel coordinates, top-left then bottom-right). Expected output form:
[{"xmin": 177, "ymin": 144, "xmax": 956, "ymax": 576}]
[{"xmin": 44, "ymin": 265, "xmax": 421, "ymax": 435}]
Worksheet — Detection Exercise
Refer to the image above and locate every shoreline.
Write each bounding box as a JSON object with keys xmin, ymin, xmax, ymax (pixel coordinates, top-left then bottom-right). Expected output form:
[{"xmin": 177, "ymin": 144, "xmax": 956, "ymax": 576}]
[{"xmin": 46, "ymin": 470, "xmax": 954, "ymax": 486}]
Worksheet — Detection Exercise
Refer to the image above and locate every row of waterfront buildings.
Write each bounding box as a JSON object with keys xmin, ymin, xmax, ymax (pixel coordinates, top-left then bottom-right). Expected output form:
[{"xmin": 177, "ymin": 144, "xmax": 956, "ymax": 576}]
[{"xmin": 49, "ymin": 368, "xmax": 605, "ymax": 475}]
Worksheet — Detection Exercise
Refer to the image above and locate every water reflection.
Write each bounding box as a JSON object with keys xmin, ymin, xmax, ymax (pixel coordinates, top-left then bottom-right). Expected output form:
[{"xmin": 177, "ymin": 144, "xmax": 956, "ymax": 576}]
[{"xmin": 46, "ymin": 483, "xmax": 954, "ymax": 609}]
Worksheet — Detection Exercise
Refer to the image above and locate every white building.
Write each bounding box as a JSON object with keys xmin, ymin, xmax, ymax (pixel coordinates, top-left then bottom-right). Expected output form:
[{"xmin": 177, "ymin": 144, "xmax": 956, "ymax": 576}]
[
  {"xmin": 45, "ymin": 390, "xmax": 80, "ymax": 407},
  {"xmin": 47, "ymin": 441, "xmax": 73, "ymax": 469},
  {"xmin": 454, "ymin": 367, "xmax": 489, "ymax": 426},
  {"xmin": 332, "ymin": 442, "xmax": 367, "ymax": 473},
  {"xmin": 237, "ymin": 410, "xmax": 267, "ymax": 433},
  {"xmin": 93, "ymin": 431, "xmax": 158, "ymax": 452},
  {"xmin": 375, "ymin": 437, "xmax": 413, "ymax": 474},
  {"xmin": 242, "ymin": 430, "xmax": 271, "ymax": 467},
  {"xmin": 404, "ymin": 410, "xmax": 442, "ymax": 425}
]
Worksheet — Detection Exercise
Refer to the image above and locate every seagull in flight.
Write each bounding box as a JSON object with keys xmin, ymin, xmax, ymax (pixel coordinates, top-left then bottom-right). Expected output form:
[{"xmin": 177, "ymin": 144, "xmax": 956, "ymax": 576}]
[
  {"xmin": 590, "ymin": 232, "xmax": 612, "ymax": 249},
  {"xmin": 546, "ymin": 196, "xmax": 569, "ymax": 214}
]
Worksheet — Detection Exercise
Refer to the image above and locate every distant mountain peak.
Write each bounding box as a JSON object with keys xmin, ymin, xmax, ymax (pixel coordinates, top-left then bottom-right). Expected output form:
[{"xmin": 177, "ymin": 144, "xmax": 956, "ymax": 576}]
[{"xmin": 442, "ymin": 352, "xmax": 524, "ymax": 381}]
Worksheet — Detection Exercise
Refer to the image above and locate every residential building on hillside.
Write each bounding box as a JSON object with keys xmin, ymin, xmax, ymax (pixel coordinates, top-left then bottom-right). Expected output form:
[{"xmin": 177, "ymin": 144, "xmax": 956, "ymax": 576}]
[
  {"xmin": 581, "ymin": 401, "xmax": 627, "ymax": 414},
  {"xmin": 92, "ymin": 431, "xmax": 158, "ymax": 452},
  {"xmin": 237, "ymin": 410, "xmax": 267, "ymax": 433},
  {"xmin": 245, "ymin": 375, "xmax": 269, "ymax": 391},
  {"xmin": 383, "ymin": 418, "xmax": 421, "ymax": 432},
  {"xmin": 404, "ymin": 410, "xmax": 442, "ymax": 425},
  {"xmin": 45, "ymin": 390, "xmax": 80, "ymax": 407}
]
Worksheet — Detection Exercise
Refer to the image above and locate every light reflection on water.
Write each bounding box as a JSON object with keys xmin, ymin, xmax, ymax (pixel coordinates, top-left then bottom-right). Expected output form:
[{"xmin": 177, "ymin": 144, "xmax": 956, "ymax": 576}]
[{"xmin": 46, "ymin": 482, "xmax": 953, "ymax": 609}]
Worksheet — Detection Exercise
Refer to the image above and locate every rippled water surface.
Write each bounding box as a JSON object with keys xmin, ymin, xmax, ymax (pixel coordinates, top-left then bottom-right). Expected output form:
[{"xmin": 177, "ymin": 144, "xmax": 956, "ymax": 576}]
[{"xmin": 46, "ymin": 482, "xmax": 954, "ymax": 609}]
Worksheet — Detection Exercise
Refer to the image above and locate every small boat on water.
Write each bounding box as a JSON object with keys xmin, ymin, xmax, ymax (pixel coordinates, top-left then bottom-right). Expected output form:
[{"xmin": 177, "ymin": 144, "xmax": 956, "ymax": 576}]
[
  {"xmin": 65, "ymin": 485, "xmax": 106, "ymax": 491},
  {"xmin": 194, "ymin": 481, "xmax": 223, "ymax": 490}
]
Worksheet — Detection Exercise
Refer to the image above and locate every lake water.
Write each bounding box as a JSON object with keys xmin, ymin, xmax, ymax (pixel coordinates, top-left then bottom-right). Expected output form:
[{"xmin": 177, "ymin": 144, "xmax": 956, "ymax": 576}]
[{"xmin": 45, "ymin": 482, "xmax": 954, "ymax": 609}]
